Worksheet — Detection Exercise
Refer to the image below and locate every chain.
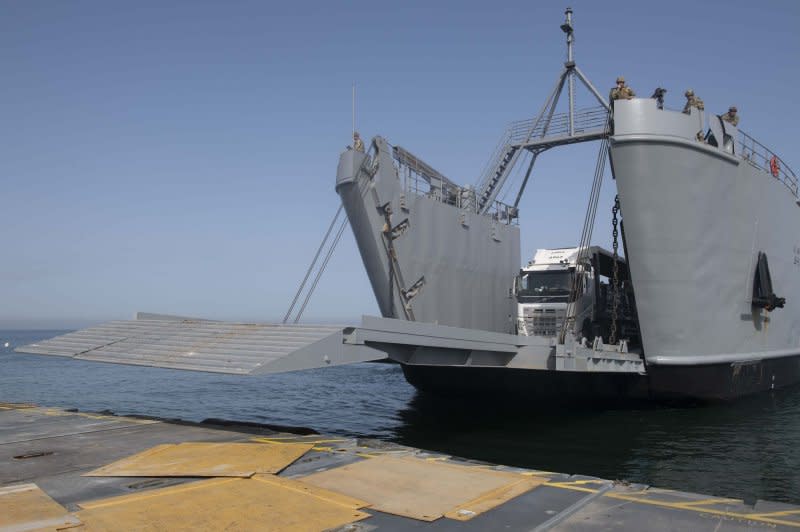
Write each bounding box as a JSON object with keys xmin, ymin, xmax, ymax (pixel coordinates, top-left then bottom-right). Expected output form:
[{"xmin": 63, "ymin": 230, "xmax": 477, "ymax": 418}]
[{"xmin": 609, "ymin": 195, "xmax": 620, "ymax": 345}]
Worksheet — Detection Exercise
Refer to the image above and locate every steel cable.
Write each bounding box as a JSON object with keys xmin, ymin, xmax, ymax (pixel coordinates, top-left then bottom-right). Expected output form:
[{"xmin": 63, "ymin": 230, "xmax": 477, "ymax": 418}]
[
  {"xmin": 283, "ymin": 204, "xmax": 344, "ymax": 323},
  {"xmin": 293, "ymin": 215, "xmax": 349, "ymax": 323},
  {"xmin": 560, "ymin": 110, "xmax": 612, "ymax": 340}
]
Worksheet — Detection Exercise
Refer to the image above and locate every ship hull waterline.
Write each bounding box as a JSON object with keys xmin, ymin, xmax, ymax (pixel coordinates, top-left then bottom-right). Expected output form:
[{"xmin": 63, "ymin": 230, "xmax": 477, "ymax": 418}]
[{"xmin": 400, "ymin": 353, "xmax": 800, "ymax": 402}]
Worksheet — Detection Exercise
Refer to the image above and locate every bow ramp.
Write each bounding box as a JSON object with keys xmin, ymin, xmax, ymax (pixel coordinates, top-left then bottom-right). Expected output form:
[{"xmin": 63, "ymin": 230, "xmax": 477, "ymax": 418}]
[
  {"xmin": 15, "ymin": 313, "xmax": 385, "ymax": 375},
  {"xmin": 15, "ymin": 314, "xmax": 552, "ymax": 375},
  {"xmin": 16, "ymin": 314, "xmax": 647, "ymax": 376}
]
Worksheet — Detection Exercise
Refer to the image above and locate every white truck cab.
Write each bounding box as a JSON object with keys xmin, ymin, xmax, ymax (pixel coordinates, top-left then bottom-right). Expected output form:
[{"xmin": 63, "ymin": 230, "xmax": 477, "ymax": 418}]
[
  {"xmin": 516, "ymin": 247, "xmax": 589, "ymax": 337},
  {"xmin": 516, "ymin": 246, "xmax": 639, "ymax": 344}
]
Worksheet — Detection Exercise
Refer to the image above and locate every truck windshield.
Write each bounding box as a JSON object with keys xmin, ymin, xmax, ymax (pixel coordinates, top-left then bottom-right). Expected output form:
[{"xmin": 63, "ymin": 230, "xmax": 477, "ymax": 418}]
[{"xmin": 519, "ymin": 271, "xmax": 573, "ymax": 301}]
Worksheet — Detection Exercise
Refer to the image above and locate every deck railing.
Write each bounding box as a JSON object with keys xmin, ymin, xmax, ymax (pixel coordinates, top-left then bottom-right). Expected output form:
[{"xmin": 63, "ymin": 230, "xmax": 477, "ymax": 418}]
[
  {"xmin": 506, "ymin": 106, "xmax": 609, "ymax": 146},
  {"xmin": 392, "ymin": 144, "xmax": 518, "ymax": 225},
  {"xmin": 736, "ymin": 129, "xmax": 798, "ymax": 198},
  {"xmin": 474, "ymin": 106, "xmax": 607, "ymax": 194}
]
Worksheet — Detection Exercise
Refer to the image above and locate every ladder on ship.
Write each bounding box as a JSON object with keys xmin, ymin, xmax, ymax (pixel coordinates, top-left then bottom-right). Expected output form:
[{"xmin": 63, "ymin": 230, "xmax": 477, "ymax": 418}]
[{"xmin": 473, "ymin": 8, "xmax": 611, "ymax": 215}]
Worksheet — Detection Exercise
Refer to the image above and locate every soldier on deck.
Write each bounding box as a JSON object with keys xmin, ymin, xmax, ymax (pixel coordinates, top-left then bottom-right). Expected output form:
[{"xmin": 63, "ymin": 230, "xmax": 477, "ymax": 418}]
[
  {"xmin": 650, "ymin": 87, "xmax": 667, "ymax": 110},
  {"xmin": 720, "ymin": 106, "xmax": 739, "ymax": 127},
  {"xmin": 609, "ymin": 76, "xmax": 635, "ymax": 102},
  {"xmin": 353, "ymin": 131, "xmax": 365, "ymax": 153},
  {"xmin": 682, "ymin": 89, "xmax": 705, "ymax": 114}
]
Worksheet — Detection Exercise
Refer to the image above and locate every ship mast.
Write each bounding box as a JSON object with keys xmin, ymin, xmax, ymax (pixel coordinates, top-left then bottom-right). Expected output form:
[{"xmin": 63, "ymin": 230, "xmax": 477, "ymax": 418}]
[{"xmin": 473, "ymin": 7, "xmax": 610, "ymax": 214}]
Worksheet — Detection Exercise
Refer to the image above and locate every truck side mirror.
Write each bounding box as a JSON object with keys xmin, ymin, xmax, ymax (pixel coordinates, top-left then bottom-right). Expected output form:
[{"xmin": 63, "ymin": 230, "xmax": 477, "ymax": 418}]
[{"xmin": 512, "ymin": 274, "xmax": 521, "ymax": 297}]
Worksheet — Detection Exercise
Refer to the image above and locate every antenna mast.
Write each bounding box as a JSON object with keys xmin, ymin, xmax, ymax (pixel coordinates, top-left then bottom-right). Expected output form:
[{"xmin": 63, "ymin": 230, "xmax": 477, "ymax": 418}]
[{"xmin": 562, "ymin": 7, "xmax": 576, "ymax": 135}]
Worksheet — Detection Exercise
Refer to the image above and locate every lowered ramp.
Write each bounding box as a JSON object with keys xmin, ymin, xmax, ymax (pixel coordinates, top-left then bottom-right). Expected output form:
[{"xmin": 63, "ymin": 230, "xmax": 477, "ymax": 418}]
[
  {"xmin": 15, "ymin": 313, "xmax": 386, "ymax": 375},
  {"xmin": 16, "ymin": 314, "xmax": 646, "ymax": 377}
]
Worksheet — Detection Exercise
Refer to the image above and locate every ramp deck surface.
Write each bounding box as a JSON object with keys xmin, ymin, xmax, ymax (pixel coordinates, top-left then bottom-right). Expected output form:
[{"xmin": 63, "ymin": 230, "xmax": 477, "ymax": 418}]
[
  {"xmin": 1, "ymin": 404, "xmax": 798, "ymax": 531},
  {"xmin": 14, "ymin": 318, "xmax": 347, "ymax": 375}
]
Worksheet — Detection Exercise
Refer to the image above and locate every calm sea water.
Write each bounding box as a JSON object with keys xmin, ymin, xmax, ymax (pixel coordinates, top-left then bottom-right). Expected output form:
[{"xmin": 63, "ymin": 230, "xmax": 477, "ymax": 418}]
[{"xmin": 2, "ymin": 329, "xmax": 798, "ymax": 505}]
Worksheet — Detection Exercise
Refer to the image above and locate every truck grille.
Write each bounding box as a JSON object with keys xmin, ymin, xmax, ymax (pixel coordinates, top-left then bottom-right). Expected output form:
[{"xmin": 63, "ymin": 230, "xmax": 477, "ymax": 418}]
[{"xmin": 522, "ymin": 308, "xmax": 567, "ymax": 337}]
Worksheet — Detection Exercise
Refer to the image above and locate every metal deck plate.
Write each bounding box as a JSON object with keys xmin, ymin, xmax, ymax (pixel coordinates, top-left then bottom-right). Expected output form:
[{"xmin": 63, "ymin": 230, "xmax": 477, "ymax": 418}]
[
  {"xmin": 85, "ymin": 441, "xmax": 314, "ymax": 478},
  {"xmin": 301, "ymin": 454, "xmax": 546, "ymax": 522},
  {"xmin": 76, "ymin": 475, "xmax": 371, "ymax": 531},
  {"xmin": 0, "ymin": 483, "xmax": 82, "ymax": 531}
]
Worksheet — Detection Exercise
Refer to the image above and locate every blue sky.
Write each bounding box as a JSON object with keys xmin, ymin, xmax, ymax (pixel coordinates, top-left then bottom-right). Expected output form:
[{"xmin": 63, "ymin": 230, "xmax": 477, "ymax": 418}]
[{"xmin": 2, "ymin": 0, "xmax": 799, "ymax": 328}]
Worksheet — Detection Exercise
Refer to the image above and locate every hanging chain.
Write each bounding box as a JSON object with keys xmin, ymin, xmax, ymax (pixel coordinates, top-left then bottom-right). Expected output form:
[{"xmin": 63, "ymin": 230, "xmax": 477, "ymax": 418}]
[{"xmin": 609, "ymin": 195, "xmax": 621, "ymax": 345}]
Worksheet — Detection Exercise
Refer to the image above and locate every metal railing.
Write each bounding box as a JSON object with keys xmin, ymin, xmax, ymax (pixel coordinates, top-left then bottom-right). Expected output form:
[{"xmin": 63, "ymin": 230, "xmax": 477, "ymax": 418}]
[
  {"xmin": 403, "ymin": 167, "xmax": 460, "ymax": 205},
  {"xmin": 736, "ymin": 130, "xmax": 798, "ymax": 198},
  {"xmin": 506, "ymin": 106, "xmax": 608, "ymax": 146},
  {"xmin": 474, "ymin": 130, "xmax": 516, "ymax": 198},
  {"xmin": 484, "ymin": 199, "xmax": 519, "ymax": 225},
  {"xmin": 392, "ymin": 144, "xmax": 466, "ymax": 211},
  {"xmin": 472, "ymin": 106, "xmax": 609, "ymax": 211},
  {"xmin": 392, "ymin": 145, "xmax": 518, "ymax": 225}
]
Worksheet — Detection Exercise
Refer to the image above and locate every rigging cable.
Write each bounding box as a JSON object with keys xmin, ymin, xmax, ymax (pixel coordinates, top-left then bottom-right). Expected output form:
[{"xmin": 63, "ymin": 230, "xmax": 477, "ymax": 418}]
[
  {"xmin": 560, "ymin": 110, "xmax": 612, "ymax": 341},
  {"xmin": 283, "ymin": 204, "xmax": 344, "ymax": 323},
  {"xmin": 293, "ymin": 214, "xmax": 349, "ymax": 323},
  {"xmin": 285, "ymin": 147, "xmax": 376, "ymax": 323}
]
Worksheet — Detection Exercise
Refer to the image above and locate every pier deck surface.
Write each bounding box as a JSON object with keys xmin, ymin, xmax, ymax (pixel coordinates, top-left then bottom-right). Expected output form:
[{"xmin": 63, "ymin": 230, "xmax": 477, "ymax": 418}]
[{"xmin": 1, "ymin": 403, "xmax": 798, "ymax": 531}]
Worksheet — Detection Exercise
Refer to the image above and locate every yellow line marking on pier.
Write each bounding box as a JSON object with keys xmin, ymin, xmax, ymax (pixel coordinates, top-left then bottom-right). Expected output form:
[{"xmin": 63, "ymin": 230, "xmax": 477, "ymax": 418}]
[
  {"xmin": 250, "ymin": 437, "xmax": 346, "ymax": 445},
  {"xmin": 543, "ymin": 482, "xmax": 597, "ymax": 494},
  {"xmin": 250, "ymin": 438, "xmax": 286, "ymax": 444},
  {"xmin": 677, "ymin": 497, "xmax": 741, "ymax": 506},
  {"xmin": 521, "ymin": 471, "xmax": 556, "ymax": 476},
  {"xmin": 540, "ymin": 483, "xmax": 800, "ymax": 528},
  {"xmin": 746, "ymin": 509, "xmax": 800, "ymax": 518},
  {"xmin": 544, "ymin": 479, "xmax": 608, "ymax": 490},
  {"xmin": 604, "ymin": 493, "xmax": 800, "ymax": 528}
]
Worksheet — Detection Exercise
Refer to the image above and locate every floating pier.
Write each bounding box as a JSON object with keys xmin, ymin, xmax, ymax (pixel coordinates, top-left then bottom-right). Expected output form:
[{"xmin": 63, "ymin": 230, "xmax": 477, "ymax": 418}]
[{"xmin": 1, "ymin": 403, "xmax": 798, "ymax": 530}]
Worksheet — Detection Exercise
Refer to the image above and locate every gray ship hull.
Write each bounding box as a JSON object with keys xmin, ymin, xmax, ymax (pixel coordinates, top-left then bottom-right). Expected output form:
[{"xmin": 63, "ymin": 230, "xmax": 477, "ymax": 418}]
[
  {"xmin": 401, "ymin": 358, "xmax": 800, "ymax": 402},
  {"xmin": 610, "ymin": 99, "xmax": 800, "ymax": 399},
  {"xmin": 335, "ymin": 99, "xmax": 800, "ymax": 401}
]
